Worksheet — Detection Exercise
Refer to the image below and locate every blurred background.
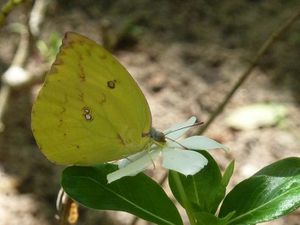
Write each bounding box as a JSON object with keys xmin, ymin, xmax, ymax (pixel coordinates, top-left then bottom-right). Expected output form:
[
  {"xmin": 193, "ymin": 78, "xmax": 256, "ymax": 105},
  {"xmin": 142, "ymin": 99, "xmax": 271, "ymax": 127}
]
[{"xmin": 0, "ymin": 0, "xmax": 299, "ymax": 224}]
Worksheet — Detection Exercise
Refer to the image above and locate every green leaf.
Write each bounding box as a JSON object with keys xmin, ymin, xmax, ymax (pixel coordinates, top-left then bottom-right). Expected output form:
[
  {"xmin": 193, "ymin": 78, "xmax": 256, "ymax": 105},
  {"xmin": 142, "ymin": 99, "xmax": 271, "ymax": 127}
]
[
  {"xmin": 169, "ymin": 151, "xmax": 226, "ymax": 214},
  {"xmin": 195, "ymin": 212, "xmax": 234, "ymax": 225},
  {"xmin": 221, "ymin": 160, "xmax": 235, "ymax": 187},
  {"xmin": 62, "ymin": 164, "xmax": 183, "ymax": 225},
  {"xmin": 255, "ymin": 157, "xmax": 300, "ymax": 176},
  {"xmin": 219, "ymin": 157, "xmax": 300, "ymax": 225}
]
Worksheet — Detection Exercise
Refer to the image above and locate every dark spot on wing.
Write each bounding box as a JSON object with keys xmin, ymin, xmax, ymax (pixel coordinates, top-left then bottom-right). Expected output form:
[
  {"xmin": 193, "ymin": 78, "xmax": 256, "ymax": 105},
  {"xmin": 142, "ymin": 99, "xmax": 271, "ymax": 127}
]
[
  {"xmin": 86, "ymin": 49, "xmax": 92, "ymax": 56},
  {"xmin": 62, "ymin": 33, "xmax": 74, "ymax": 47},
  {"xmin": 60, "ymin": 107, "xmax": 66, "ymax": 114},
  {"xmin": 99, "ymin": 54, "xmax": 107, "ymax": 59},
  {"xmin": 82, "ymin": 106, "xmax": 93, "ymax": 121},
  {"xmin": 117, "ymin": 133, "xmax": 126, "ymax": 145},
  {"xmin": 58, "ymin": 119, "xmax": 63, "ymax": 127},
  {"xmin": 78, "ymin": 91, "xmax": 84, "ymax": 102},
  {"xmin": 53, "ymin": 58, "xmax": 64, "ymax": 66},
  {"xmin": 49, "ymin": 66, "xmax": 58, "ymax": 74},
  {"xmin": 107, "ymin": 80, "xmax": 117, "ymax": 89},
  {"xmin": 79, "ymin": 64, "xmax": 86, "ymax": 82},
  {"xmin": 99, "ymin": 93, "xmax": 106, "ymax": 104}
]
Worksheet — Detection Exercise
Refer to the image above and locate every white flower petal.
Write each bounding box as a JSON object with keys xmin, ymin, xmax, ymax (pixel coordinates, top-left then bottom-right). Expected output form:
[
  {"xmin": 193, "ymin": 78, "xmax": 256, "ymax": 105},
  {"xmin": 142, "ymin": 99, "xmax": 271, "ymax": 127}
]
[
  {"xmin": 118, "ymin": 151, "xmax": 149, "ymax": 169},
  {"xmin": 162, "ymin": 148, "xmax": 208, "ymax": 176},
  {"xmin": 179, "ymin": 136, "xmax": 229, "ymax": 151},
  {"xmin": 164, "ymin": 116, "xmax": 197, "ymax": 140},
  {"xmin": 107, "ymin": 150, "xmax": 160, "ymax": 183}
]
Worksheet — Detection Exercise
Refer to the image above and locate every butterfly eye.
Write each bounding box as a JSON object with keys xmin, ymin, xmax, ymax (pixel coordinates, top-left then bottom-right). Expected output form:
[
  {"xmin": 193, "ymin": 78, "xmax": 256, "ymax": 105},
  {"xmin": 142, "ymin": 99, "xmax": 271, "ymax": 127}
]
[{"xmin": 149, "ymin": 128, "xmax": 166, "ymax": 143}]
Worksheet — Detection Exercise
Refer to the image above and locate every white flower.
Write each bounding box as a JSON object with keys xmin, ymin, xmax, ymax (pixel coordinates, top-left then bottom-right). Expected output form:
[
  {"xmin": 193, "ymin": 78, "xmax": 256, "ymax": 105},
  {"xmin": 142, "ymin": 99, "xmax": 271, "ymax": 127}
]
[{"xmin": 107, "ymin": 117, "xmax": 228, "ymax": 183}]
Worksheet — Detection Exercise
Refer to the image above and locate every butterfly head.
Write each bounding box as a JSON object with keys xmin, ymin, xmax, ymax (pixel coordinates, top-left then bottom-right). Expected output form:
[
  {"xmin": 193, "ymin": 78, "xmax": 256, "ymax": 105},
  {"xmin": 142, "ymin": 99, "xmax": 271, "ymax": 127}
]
[{"xmin": 149, "ymin": 128, "xmax": 166, "ymax": 143}]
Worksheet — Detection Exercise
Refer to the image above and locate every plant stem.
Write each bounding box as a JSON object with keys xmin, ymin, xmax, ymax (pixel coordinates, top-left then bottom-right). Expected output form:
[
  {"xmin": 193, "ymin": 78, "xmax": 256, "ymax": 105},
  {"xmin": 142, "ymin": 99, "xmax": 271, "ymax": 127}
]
[
  {"xmin": 197, "ymin": 7, "xmax": 300, "ymax": 135},
  {"xmin": 169, "ymin": 172, "xmax": 197, "ymax": 225}
]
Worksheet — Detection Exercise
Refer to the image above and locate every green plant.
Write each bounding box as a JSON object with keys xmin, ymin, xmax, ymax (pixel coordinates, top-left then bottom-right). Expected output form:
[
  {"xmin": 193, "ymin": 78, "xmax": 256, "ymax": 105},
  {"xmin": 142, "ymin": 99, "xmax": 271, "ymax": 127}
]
[
  {"xmin": 61, "ymin": 154, "xmax": 300, "ymax": 225},
  {"xmin": 36, "ymin": 32, "xmax": 61, "ymax": 63}
]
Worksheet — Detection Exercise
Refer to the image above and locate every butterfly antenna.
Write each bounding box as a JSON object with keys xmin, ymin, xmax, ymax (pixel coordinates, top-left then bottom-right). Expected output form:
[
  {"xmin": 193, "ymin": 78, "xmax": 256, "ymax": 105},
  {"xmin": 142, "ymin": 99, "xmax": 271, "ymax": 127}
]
[
  {"xmin": 164, "ymin": 121, "xmax": 204, "ymax": 136},
  {"xmin": 165, "ymin": 136, "xmax": 188, "ymax": 150}
]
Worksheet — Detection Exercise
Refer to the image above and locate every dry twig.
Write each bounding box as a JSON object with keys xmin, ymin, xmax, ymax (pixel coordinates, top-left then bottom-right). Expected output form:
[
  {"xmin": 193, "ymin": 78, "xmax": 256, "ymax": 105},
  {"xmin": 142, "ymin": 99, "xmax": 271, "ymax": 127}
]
[{"xmin": 0, "ymin": 0, "xmax": 49, "ymax": 131}]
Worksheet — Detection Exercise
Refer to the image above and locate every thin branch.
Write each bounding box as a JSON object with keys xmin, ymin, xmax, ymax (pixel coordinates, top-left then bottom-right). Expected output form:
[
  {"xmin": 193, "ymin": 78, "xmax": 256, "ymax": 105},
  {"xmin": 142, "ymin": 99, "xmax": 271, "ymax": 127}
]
[
  {"xmin": 0, "ymin": 3, "xmax": 31, "ymax": 130},
  {"xmin": 0, "ymin": 0, "xmax": 48, "ymax": 130},
  {"xmin": 11, "ymin": 24, "xmax": 31, "ymax": 67},
  {"xmin": 29, "ymin": 0, "xmax": 51, "ymax": 37},
  {"xmin": 0, "ymin": 85, "xmax": 10, "ymax": 132},
  {"xmin": 0, "ymin": 0, "xmax": 26, "ymax": 28},
  {"xmin": 197, "ymin": 8, "xmax": 300, "ymax": 135}
]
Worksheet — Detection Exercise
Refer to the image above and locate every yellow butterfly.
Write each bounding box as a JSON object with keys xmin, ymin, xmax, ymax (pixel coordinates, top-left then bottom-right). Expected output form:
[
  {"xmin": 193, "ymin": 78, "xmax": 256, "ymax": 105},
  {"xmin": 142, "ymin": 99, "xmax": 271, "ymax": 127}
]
[{"xmin": 31, "ymin": 32, "xmax": 165, "ymax": 165}]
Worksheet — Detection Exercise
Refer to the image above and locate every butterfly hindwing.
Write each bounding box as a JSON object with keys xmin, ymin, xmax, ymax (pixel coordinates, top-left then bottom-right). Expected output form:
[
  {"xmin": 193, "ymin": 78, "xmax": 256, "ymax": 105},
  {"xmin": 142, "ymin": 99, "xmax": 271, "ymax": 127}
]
[{"xmin": 32, "ymin": 32, "xmax": 152, "ymax": 165}]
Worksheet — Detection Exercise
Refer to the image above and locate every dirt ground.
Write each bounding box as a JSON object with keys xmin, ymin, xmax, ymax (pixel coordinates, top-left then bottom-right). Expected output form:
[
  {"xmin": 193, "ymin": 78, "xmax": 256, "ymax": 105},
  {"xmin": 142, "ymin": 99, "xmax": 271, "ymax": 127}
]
[{"xmin": 0, "ymin": 1, "xmax": 299, "ymax": 225}]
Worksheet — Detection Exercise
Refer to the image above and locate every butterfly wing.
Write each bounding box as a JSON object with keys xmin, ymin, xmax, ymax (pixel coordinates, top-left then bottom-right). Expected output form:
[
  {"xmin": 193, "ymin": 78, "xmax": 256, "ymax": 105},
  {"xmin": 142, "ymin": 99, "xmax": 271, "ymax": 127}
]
[{"xmin": 31, "ymin": 32, "xmax": 152, "ymax": 165}]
